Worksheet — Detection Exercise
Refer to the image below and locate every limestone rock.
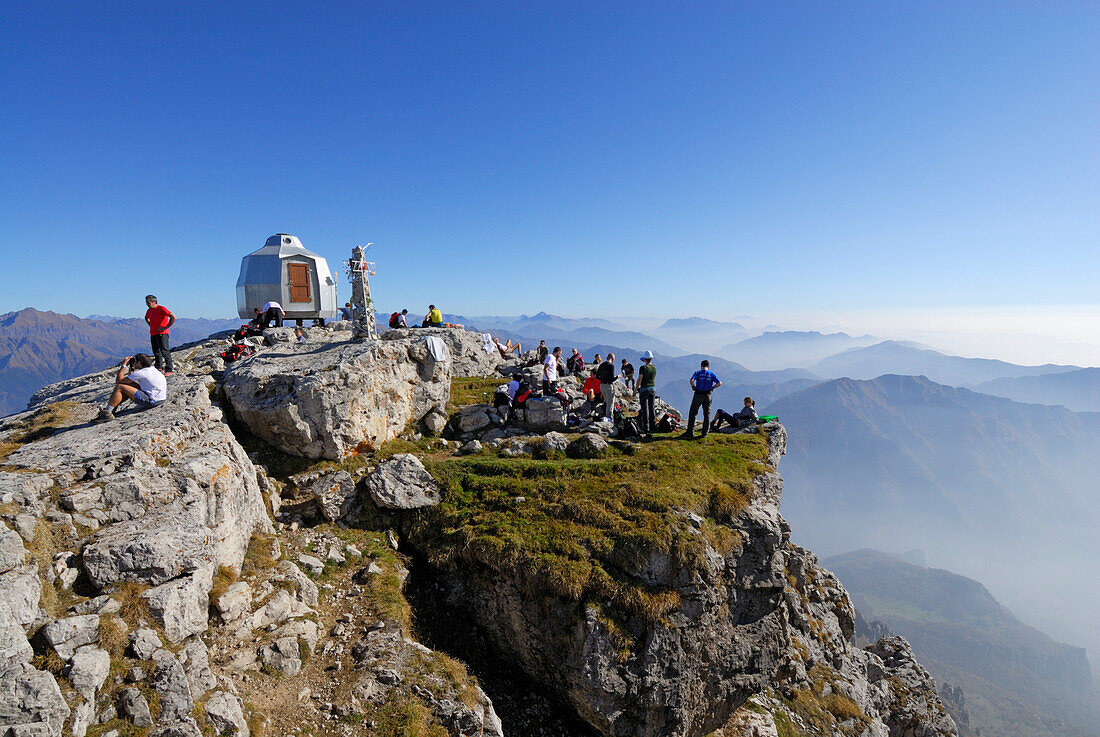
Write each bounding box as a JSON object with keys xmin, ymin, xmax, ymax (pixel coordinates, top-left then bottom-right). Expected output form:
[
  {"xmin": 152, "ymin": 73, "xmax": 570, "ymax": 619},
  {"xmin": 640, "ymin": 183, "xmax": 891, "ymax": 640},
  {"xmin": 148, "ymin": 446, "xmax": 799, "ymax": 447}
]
[
  {"xmin": 311, "ymin": 470, "xmax": 358, "ymax": 522},
  {"xmin": 148, "ymin": 719, "xmax": 203, "ymax": 737},
  {"xmin": 222, "ymin": 334, "xmax": 452, "ymax": 460},
  {"xmin": 0, "ymin": 668, "xmax": 70, "ymax": 737},
  {"xmin": 0, "ymin": 565, "xmax": 42, "ymax": 627},
  {"xmin": 422, "ymin": 410, "xmax": 447, "ymax": 436},
  {"xmin": 365, "ymin": 454, "xmax": 440, "ymax": 510},
  {"xmin": 260, "ymin": 636, "xmax": 302, "ymax": 676},
  {"xmin": 542, "ymin": 431, "xmax": 569, "ymax": 453},
  {"xmin": 129, "ymin": 628, "xmax": 162, "ymax": 660},
  {"xmin": 275, "ymin": 561, "xmax": 318, "ymax": 607},
  {"xmin": 381, "ymin": 327, "xmax": 503, "ymax": 378},
  {"xmin": 0, "ymin": 526, "xmax": 26, "ymax": 573},
  {"xmin": 204, "ymin": 690, "xmax": 250, "ymax": 736},
  {"xmin": 215, "ymin": 581, "xmax": 252, "ymax": 622},
  {"xmin": 0, "ymin": 601, "xmax": 33, "ymax": 672},
  {"xmin": 522, "ymin": 396, "xmax": 568, "ymax": 433},
  {"xmin": 180, "ymin": 639, "xmax": 216, "ymax": 698},
  {"xmin": 152, "ymin": 649, "xmax": 195, "ymax": 723},
  {"xmin": 566, "ymin": 433, "xmax": 609, "ymax": 459},
  {"xmin": 42, "ymin": 615, "xmax": 99, "ymax": 661},
  {"xmin": 67, "ymin": 645, "xmax": 110, "ymax": 701},
  {"xmin": 297, "ymin": 554, "xmax": 323, "ymax": 576},
  {"xmin": 142, "ymin": 567, "xmax": 212, "ymax": 643},
  {"xmin": 119, "ymin": 687, "xmax": 154, "ymax": 727},
  {"xmin": 251, "ymin": 589, "xmax": 311, "ymax": 629},
  {"xmin": 458, "ymin": 440, "xmax": 482, "ymax": 456}
]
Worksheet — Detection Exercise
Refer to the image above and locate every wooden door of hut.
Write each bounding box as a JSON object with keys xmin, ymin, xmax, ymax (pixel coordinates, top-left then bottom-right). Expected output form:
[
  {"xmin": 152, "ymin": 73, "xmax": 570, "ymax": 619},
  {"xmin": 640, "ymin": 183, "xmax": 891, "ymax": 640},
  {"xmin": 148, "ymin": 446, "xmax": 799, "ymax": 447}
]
[{"xmin": 287, "ymin": 263, "xmax": 312, "ymax": 303}]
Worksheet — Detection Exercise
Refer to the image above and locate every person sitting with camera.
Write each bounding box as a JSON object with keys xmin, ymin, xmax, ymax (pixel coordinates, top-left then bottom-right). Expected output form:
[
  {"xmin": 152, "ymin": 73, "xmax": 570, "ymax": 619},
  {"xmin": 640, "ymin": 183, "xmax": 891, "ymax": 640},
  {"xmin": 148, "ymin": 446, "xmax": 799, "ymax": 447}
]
[{"xmin": 93, "ymin": 353, "xmax": 168, "ymax": 423}]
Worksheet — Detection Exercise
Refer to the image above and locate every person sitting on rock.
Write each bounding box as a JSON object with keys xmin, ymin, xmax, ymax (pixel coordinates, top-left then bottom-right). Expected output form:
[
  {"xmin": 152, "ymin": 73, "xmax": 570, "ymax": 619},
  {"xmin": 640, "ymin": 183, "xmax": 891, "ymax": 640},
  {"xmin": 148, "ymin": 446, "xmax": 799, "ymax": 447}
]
[
  {"xmin": 712, "ymin": 396, "xmax": 758, "ymax": 432},
  {"xmin": 494, "ymin": 337, "xmax": 522, "ymax": 358},
  {"xmin": 260, "ymin": 300, "xmax": 284, "ymax": 329},
  {"xmin": 566, "ymin": 348, "xmax": 586, "ymax": 376},
  {"xmin": 94, "ymin": 354, "xmax": 167, "ymax": 423},
  {"xmin": 249, "ymin": 307, "xmax": 264, "ymax": 328},
  {"xmin": 340, "ymin": 302, "xmax": 353, "ymax": 321},
  {"xmin": 582, "ymin": 370, "xmax": 603, "ymax": 416},
  {"xmin": 427, "ymin": 305, "xmax": 443, "ymax": 328}
]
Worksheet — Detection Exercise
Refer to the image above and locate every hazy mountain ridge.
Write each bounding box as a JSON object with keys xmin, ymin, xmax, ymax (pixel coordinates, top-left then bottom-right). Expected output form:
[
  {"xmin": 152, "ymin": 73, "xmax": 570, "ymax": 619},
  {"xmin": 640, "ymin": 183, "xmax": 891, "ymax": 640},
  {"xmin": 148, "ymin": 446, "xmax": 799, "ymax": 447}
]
[
  {"xmin": 974, "ymin": 367, "xmax": 1100, "ymax": 412},
  {"xmin": 720, "ymin": 330, "xmax": 879, "ymax": 370},
  {"xmin": 827, "ymin": 549, "xmax": 1099, "ymax": 737},
  {"xmin": 811, "ymin": 340, "xmax": 1081, "ymax": 386}
]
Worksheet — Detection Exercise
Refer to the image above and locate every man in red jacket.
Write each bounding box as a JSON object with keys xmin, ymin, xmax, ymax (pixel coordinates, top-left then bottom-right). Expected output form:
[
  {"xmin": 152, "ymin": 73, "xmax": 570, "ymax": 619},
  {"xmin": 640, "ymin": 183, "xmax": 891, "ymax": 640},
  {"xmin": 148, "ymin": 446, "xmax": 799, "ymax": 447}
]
[{"xmin": 144, "ymin": 295, "xmax": 176, "ymax": 374}]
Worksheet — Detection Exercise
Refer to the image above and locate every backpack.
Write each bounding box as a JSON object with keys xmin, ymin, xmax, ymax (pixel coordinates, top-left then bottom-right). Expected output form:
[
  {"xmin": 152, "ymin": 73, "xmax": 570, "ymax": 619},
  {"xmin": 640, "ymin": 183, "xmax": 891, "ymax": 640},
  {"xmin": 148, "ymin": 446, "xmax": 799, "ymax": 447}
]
[
  {"xmin": 757, "ymin": 414, "xmax": 779, "ymax": 424},
  {"xmin": 620, "ymin": 418, "xmax": 641, "ymax": 438},
  {"xmin": 220, "ymin": 343, "xmax": 254, "ymax": 363},
  {"xmin": 234, "ymin": 325, "xmax": 261, "ymax": 340},
  {"xmin": 389, "ymin": 312, "xmax": 401, "ymax": 328},
  {"xmin": 655, "ymin": 413, "xmax": 679, "ymax": 434},
  {"xmin": 513, "ymin": 387, "xmax": 532, "ymax": 406}
]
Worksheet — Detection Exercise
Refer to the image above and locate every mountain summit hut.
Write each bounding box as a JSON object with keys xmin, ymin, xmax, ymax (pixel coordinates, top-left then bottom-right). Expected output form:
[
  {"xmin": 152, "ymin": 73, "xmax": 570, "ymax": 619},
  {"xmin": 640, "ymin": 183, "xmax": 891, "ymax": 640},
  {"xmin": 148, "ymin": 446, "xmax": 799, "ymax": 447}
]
[{"xmin": 236, "ymin": 234, "xmax": 339, "ymax": 324}]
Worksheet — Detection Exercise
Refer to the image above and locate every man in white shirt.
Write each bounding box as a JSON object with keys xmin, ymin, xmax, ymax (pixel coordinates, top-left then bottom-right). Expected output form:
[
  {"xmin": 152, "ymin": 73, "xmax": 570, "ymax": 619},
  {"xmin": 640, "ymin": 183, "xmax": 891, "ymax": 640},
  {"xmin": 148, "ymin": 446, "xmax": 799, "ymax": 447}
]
[
  {"xmin": 260, "ymin": 300, "xmax": 284, "ymax": 329},
  {"xmin": 94, "ymin": 354, "xmax": 168, "ymax": 423},
  {"xmin": 543, "ymin": 346, "xmax": 561, "ymax": 395}
]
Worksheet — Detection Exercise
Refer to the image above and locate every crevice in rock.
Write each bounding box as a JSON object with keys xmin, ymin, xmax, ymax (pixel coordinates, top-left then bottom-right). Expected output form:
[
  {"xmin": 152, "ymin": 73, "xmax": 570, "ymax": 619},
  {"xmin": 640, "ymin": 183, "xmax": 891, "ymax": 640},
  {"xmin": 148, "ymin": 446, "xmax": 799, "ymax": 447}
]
[{"xmin": 404, "ymin": 553, "xmax": 601, "ymax": 737}]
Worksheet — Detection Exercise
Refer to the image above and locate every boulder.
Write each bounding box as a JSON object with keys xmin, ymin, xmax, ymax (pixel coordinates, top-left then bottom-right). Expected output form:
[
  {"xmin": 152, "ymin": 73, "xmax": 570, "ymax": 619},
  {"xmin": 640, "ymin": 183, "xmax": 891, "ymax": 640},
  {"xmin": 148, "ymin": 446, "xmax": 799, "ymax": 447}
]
[
  {"xmin": 457, "ymin": 406, "xmax": 492, "ymax": 434},
  {"xmin": 311, "ymin": 471, "xmax": 357, "ymax": 522},
  {"xmin": 119, "ymin": 687, "xmax": 154, "ymax": 727},
  {"xmin": 422, "ymin": 410, "xmax": 448, "ymax": 436},
  {"xmin": 129, "ymin": 628, "xmax": 162, "ymax": 660},
  {"xmin": 222, "ymin": 334, "xmax": 452, "ymax": 460},
  {"xmin": 522, "ymin": 396, "xmax": 568, "ymax": 433},
  {"xmin": 381, "ymin": 327, "xmax": 503, "ymax": 377},
  {"xmin": 214, "ymin": 581, "xmax": 252, "ymax": 622},
  {"xmin": 542, "ymin": 432, "xmax": 569, "ymax": 453},
  {"xmin": 148, "ymin": 719, "xmax": 203, "ymax": 737},
  {"xmin": 0, "ymin": 526, "xmax": 26, "ymax": 573},
  {"xmin": 142, "ymin": 567, "xmax": 213, "ymax": 643},
  {"xmin": 458, "ymin": 440, "xmax": 482, "ymax": 456},
  {"xmin": 204, "ymin": 691, "xmax": 250, "ymax": 736},
  {"xmin": 365, "ymin": 454, "xmax": 440, "ymax": 510},
  {"xmin": 0, "ymin": 601, "xmax": 33, "ymax": 673},
  {"xmin": 42, "ymin": 615, "xmax": 99, "ymax": 661},
  {"xmin": 251, "ymin": 589, "xmax": 311, "ymax": 629},
  {"xmin": 566, "ymin": 433, "xmax": 610, "ymax": 459},
  {"xmin": 261, "ymin": 637, "xmax": 302, "ymax": 676},
  {"xmin": 0, "ymin": 565, "xmax": 42, "ymax": 627},
  {"xmin": 152, "ymin": 649, "xmax": 194, "ymax": 723},
  {"xmin": 67, "ymin": 645, "xmax": 110, "ymax": 701},
  {"xmin": 180, "ymin": 640, "xmax": 216, "ymax": 698},
  {"xmin": 0, "ymin": 668, "xmax": 70, "ymax": 737}
]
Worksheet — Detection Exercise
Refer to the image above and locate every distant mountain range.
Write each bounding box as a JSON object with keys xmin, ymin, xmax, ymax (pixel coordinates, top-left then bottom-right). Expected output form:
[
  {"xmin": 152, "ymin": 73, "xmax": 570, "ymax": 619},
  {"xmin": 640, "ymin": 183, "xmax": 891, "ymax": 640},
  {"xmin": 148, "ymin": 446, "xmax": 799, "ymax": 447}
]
[
  {"xmin": 810, "ymin": 340, "xmax": 1079, "ymax": 387},
  {"xmin": 827, "ymin": 549, "xmax": 1099, "ymax": 737},
  {"xmin": 974, "ymin": 367, "xmax": 1100, "ymax": 412},
  {"xmin": 0, "ymin": 308, "xmax": 240, "ymax": 416},
  {"xmin": 767, "ymin": 374, "xmax": 1100, "ymax": 667},
  {"xmin": 719, "ymin": 330, "xmax": 877, "ymax": 370}
]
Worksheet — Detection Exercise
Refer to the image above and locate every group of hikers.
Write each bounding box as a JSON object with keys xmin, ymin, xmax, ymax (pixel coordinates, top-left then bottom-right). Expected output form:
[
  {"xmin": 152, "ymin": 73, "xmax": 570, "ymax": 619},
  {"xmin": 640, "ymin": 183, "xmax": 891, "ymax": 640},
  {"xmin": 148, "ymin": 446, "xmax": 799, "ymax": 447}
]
[
  {"xmin": 498, "ymin": 339, "xmax": 762, "ymax": 439},
  {"xmin": 94, "ymin": 295, "xmax": 175, "ymax": 422},
  {"xmin": 387, "ymin": 305, "xmax": 444, "ymax": 329}
]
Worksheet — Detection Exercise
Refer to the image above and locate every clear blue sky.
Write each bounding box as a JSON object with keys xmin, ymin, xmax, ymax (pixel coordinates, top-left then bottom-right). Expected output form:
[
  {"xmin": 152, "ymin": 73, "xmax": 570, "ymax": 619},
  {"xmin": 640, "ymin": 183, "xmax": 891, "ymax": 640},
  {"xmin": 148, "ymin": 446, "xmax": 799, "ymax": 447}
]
[{"xmin": 2, "ymin": 1, "xmax": 1097, "ymax": 320}]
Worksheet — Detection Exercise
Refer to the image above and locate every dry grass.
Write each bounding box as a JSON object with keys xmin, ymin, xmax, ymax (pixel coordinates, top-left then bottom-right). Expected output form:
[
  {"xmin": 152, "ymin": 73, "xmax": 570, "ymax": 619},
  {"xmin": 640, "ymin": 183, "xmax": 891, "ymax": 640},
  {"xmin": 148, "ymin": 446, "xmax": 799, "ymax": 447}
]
[
  {"xmin": 241, "ymin": 532, "xmax": 278, "ymax": 577},
  {"xmin": 98, "ymin": 614, "xmax": 128, "ymax": 659},
  {"xmin": 0, "ymin": 401, "xmax": 81, "ymax": 461},
  {"xmin": 114, "ymin": 581, "xmax": 152, "ymax": 624},
  {"xmin": 209, "ymin": 565, "xmax": 238, "ymax": 603}
]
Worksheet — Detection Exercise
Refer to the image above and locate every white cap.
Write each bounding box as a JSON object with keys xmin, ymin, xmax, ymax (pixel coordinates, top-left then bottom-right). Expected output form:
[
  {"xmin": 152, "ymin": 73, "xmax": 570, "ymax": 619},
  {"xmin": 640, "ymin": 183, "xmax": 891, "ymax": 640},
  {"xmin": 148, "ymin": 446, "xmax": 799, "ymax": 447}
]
[{"xmin": 641, "ymin": 350, "xmax": 654, "ymax": 359}]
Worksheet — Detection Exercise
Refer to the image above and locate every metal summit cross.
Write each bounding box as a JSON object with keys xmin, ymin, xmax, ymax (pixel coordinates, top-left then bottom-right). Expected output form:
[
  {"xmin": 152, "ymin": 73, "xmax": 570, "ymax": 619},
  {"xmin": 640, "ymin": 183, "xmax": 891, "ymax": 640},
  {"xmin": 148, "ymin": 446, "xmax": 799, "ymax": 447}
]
[{"xmin": 344, "ymin": 244, "xmax": 377, "ymax": 340}]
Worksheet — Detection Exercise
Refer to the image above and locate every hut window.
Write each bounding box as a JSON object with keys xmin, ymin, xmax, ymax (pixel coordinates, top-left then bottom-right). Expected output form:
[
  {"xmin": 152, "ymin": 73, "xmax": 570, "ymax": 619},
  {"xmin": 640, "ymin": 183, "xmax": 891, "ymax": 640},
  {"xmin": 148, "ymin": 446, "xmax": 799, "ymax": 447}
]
[{"xmin": 287, "ymin": 263, "xmax": 312, "ymax": 302}]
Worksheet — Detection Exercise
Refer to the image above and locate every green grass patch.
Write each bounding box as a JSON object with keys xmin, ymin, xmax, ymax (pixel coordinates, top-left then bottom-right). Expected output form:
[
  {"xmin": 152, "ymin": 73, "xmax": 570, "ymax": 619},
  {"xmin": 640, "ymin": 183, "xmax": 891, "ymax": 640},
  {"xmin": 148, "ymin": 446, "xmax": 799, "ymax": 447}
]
[
  {"xmin": 408, "ymin": 431, "xmax": 770, "ymax": 637},
  {"xmin": 448, "ymin": 377, "xmax": 502, "ymax": 413}
]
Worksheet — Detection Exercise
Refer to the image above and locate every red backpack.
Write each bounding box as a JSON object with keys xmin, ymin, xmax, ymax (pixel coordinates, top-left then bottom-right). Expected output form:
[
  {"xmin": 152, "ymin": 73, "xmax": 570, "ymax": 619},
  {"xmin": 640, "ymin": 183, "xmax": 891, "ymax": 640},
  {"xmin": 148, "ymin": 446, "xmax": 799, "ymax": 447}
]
[
  {"xmin": 220, "ymin": 343, "xmax": 255, "ymax": 363},
  {"xmin": 389, "ymin": 312, "xmax": 401, "ymax": 328}
]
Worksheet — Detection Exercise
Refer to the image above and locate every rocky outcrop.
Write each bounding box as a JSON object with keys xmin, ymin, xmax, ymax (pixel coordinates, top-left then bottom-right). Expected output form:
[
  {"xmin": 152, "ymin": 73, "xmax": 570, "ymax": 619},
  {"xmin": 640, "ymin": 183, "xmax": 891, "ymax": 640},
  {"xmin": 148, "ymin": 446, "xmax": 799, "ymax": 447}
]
[
  {"xmin": 222, "ymin": 332, "xmax": 452, "ymax": 460},
  {"xmin": 382, "ymin": 327, "xmax": 504, "ymax": 378}
]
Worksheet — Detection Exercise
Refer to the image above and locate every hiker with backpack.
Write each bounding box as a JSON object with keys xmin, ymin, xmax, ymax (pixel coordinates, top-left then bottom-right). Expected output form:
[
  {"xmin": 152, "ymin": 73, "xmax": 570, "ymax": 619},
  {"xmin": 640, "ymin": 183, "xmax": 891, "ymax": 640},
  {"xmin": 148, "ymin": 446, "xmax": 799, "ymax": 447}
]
[
  {"xmin": 507, "ymin": 375, "xmax": 533, "ymax": 426},
  {"xmin": 389, "ymin": 309, "xmax": 409, "ymax": 329},
  {"xmin": 93, "ymin": 354, "xmax": 168, "ymax": 423},
  {"xmin": 711, "ymin": 397, "xmax": 758, "ymax": 432},
  {"xmin": 596, "ymin": 353, "xmax": 619, "ymax": 420},
  {"xmin": 636, "ymin": 351, "xmax": 657, "ymax": 437},
  {"xmin": 682, "ymin": 360, "xmax": 722, "ymax": 439},
  {"xmin": 543, "ymin": 346, "xmax": 562, "ymax": 394}
]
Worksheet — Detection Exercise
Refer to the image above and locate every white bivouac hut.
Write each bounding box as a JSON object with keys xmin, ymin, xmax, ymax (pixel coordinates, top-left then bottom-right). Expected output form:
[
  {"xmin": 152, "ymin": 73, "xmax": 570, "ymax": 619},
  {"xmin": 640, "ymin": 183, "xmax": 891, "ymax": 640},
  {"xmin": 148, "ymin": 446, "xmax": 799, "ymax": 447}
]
[{"xmin": 236, "ymin": 234, "xmax": 339, "ymax": 323}]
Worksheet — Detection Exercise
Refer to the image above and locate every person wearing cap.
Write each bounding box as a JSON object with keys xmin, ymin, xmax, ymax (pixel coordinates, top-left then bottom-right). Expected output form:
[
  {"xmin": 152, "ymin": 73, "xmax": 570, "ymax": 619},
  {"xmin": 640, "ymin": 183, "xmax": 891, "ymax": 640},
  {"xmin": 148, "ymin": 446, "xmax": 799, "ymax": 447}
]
[
  {"xmin": 683, "ymin": 359, "xmax": 722, "ymax": 439},
  {"xmin": 636, "ymin": 351, "xmax": 657, "ymax": 437}
]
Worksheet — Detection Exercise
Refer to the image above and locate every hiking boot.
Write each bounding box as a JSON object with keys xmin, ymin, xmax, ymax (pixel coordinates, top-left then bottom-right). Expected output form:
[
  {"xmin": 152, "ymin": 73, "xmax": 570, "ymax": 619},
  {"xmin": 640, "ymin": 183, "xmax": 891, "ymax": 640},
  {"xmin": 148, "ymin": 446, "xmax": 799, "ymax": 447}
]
[
  {"xmin": 679, "ymin": 432, "xmax": 694, "ymax": 440},
  {"xmin": 92, "ymin": 408, "xmax": 115, "ymax": 424}
]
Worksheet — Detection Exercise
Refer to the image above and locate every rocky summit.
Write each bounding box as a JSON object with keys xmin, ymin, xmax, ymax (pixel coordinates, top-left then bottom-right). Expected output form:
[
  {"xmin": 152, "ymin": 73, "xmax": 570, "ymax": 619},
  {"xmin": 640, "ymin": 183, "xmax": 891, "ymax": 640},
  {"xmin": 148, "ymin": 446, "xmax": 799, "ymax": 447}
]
[{"xmin": 0, "ymin": 323, "xmax": 957, "ymax": 737}]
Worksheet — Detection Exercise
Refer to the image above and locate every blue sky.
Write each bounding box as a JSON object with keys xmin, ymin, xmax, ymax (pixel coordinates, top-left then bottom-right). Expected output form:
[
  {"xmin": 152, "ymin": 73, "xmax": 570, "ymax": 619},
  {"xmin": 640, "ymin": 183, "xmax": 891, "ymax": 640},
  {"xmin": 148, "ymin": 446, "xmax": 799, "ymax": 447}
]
[{"xmin": 2, "ymin": 1, "xmax": 1098, "ymax": 325}]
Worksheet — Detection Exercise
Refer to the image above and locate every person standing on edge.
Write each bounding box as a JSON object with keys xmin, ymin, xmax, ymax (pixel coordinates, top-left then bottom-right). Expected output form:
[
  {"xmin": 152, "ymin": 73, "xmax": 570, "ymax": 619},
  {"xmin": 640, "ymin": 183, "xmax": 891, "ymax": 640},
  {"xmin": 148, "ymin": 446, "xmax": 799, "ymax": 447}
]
[
  {"xmin": 683, "ymin": 359, "xmax": 721, "ymax": 439},
  {"xmin": 597, "ymin": 353, "xmax": 618, "ymax": 420},
  {"xmin": 144, "ymin": 295, "xmax": 175, "ymax": 374},
  {"xmin": 543, "ymin": 346, "xmax": 562, "ymax": 395},
  {"xmin": 636, "ymin": 351, "xmax": 657, "ymax": 437}
]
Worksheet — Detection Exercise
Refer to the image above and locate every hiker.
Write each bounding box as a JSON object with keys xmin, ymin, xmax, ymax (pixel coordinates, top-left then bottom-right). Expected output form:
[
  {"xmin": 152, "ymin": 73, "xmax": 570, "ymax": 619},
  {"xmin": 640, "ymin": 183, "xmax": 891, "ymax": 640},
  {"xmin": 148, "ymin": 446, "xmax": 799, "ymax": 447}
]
[
  {"xmin": 293, "ymin": 326, "xmax": 307, "ymax": 342},
  {"xmin": 260, "ymin": 300, "xmax": 284, "ymax": 329},
  {"xmin": 712, "ymin": 397, "xmax": 757, "ymax": 432},
  {"xmin": 536, "ymin": 340, "xmax": 549, "ymax": 364},
  {"xmin": 507, "ymin": 376, "xmax": 533, "ymax": 426},
  {"xmin": 94, "ymin": 354, "xmax": 167, "ymax": 423},
  {"xmin": 144, "ymin": 295, "xmax": 176, "ymax": 374},
  {"xmin": 566, "ymin": 348, "xmax": 586, "ymax": 376},
  {"xmin": 249, "ymin": 307, "xmax": 263, "ymax": 328},
  {"xmin": 683, "ymin": 360, "xmax": 722, "ymax": 439},
  {"xmin": 494, "ymin": 337, "xmax": 522, "ymax": 357},
  {"xmin": 592, "ymin": 353, "xmax": 602, "ymax": 367},
  {"xmin": 340, "ymin": 302, "xmax": 353, "ymax": 321},
  {"xmin": 637, "ymin": 351, "xmax": 657, "ymax": 437},
  {"xmin": 582, "ymin": 370, "xmax": 603, "ymax": 416},
  {"xmin": 427, "ymin": 305, "xmax": 443, "ymax": 328},
  {"xmin": 389, "ymin": 309, "xmax": 409, "ymax": 329},
  {"xmin": 621, "ymin": 358, "xmax": 636, "ymax": 392},
  {"xmin": 596, "ymin": 353, "xmax": 618, "ymax": 420},
  {"xmin": 543, "ymin": 346, "xmax": 562, "ymax": 394}
]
